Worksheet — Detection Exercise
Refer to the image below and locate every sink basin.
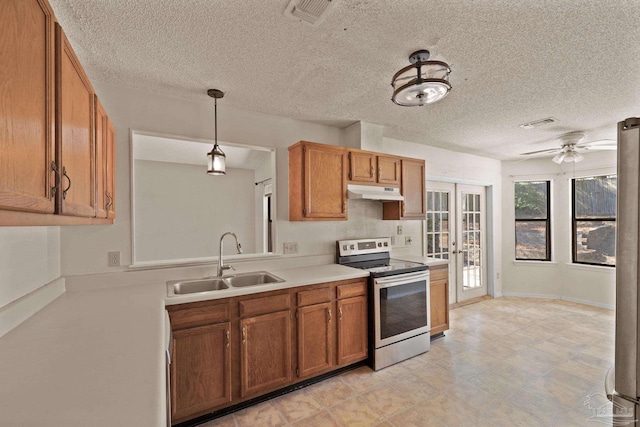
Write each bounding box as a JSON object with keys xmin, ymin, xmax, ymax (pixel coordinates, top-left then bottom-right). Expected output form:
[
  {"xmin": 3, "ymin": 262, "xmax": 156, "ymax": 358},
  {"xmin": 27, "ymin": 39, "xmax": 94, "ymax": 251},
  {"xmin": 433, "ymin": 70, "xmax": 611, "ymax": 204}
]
[
  {"xmin": 224, "ymin": 271, "xmax": 285, "ymax": 288},
  {"xmin": 168, "ymin": 278, "xmax": 229, "ymax": 296}
]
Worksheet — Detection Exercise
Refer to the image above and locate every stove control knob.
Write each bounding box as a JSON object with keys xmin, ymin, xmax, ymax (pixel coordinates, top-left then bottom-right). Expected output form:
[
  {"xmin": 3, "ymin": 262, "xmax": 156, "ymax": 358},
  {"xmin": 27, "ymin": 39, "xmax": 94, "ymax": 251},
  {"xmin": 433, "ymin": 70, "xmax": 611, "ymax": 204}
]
[
  {"xmin": 342, "ymin": 245, "xmax": 348, "ymax": 251},
  {"xmin": 350, "ymin": 245, "xmax": 355, "ymax": 250},
  {"xmin": 378, "ymin": 242, "xmax": 382, "ymax": 247},
  {"xmin": 384, "ymin": 242, "xmax": 388, "ymax": 247}
]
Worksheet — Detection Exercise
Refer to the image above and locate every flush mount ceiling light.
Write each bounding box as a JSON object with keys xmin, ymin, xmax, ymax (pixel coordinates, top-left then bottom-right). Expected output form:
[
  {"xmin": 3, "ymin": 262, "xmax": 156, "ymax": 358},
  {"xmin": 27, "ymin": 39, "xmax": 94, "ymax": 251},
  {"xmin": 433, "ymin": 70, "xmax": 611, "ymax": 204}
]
[
  {"xmin": 391, "ymin": 50, "xmax": 451, "ymax": 107},
  {"xmin": 207, "ymin": 89, "xmax": 226, "ymax": 175}
]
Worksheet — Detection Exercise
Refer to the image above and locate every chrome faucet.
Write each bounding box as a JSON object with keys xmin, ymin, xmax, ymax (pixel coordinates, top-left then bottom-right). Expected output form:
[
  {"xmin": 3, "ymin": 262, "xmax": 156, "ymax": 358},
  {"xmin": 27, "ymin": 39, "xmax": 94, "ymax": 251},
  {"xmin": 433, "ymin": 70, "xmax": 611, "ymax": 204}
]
[{"xmin": 217, "ymin": 232, "xmax": 243, "ymax": 277}]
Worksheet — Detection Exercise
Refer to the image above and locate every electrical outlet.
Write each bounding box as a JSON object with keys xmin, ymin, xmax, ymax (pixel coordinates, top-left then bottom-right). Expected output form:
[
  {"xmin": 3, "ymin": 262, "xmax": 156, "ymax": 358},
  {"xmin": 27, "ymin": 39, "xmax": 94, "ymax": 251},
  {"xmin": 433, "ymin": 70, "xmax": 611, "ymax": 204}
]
[
  {"xmin": 390, "ymin": 236, "xmax": 396, "ymax": 245},
  {"xmin": 397, "ymin": 225, "xmax": 403, "ymax": 235},
  {"xmin": 283, "ymin": 242, "xmax": 299, "ymax": 254},
  {"xmin": 108, "ymin": 251, "xmax": 120, "ymax": 267},
  {"xmin": 405, "ymin": 236, "xmax": 412, "ymax": 246},
  {"xmin": 496, "ymin": 272, "xmax": 501, "ymax": 280}
]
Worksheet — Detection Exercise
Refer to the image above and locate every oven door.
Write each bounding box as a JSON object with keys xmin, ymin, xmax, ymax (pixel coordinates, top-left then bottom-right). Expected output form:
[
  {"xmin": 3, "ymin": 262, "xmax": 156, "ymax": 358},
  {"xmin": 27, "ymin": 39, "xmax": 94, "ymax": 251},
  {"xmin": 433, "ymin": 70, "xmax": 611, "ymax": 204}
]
[{"xmin": 373, "ymin": 271, "xmax": 430, "ymax": 348}]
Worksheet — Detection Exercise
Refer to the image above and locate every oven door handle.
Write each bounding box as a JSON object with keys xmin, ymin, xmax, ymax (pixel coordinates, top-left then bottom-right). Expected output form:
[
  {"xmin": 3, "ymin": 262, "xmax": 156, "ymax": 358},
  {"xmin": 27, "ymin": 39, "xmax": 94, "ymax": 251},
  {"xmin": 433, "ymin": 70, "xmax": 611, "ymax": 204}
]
[{"xmin": 374, "ymin": 271, "xmax": 430, "ymax": 285}]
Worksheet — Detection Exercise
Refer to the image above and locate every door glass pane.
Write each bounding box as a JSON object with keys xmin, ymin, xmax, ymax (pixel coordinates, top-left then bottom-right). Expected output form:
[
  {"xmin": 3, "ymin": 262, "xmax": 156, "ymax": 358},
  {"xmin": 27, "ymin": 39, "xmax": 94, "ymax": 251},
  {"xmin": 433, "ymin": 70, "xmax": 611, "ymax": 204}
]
[
  {"xmin": 434, "ymin": 193, "xmax": 441, "ymax": 211},
  {"xmin": 442, "ymin": 193, "xmax": 448, "ymax": 211},
  {"xmin": 435, "ymin": 213, "xmax": 441, "ymax": 232},
  {"xmin": 462, "ymin": 192, "xmax": 483, "ymax": 290},
  {"xmin": 379, "ymin": 281, "xmax": 428, "ymax": 340},
  {"xmin": 442, "ymin": 213, "xmax": 449, "ymax": 231},
  {"xmin": 427, "ymin": 192, "xmax": 433, "ymax": 210},
  {"xmin": 426, "ymin": 190, "xmax": 450, "ymax": 259},
  {"xmin": 427, "ymin": 213, "xmax": 434, "ymax": 232}
]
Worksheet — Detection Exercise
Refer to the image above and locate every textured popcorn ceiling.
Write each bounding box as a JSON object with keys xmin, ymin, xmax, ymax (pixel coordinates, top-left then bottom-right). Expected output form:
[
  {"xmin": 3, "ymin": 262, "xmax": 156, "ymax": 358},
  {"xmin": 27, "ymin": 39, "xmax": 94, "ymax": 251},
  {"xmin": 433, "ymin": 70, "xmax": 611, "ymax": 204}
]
[{"xmin": 49, "ymin": 0, "xmax": 640, "ymax": 159}]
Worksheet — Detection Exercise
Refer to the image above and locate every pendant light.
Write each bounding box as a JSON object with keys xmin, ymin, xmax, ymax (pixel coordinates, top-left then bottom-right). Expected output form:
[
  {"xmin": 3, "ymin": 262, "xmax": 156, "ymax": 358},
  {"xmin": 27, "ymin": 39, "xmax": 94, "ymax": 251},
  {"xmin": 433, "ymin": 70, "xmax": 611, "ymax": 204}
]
[
  {"xmin": 207, "ymin": 89, "xmax": 226, "ymax": 175},
  {"xmin": 391, "ymin": 50, "xmax": 451, "ymax": 106}
]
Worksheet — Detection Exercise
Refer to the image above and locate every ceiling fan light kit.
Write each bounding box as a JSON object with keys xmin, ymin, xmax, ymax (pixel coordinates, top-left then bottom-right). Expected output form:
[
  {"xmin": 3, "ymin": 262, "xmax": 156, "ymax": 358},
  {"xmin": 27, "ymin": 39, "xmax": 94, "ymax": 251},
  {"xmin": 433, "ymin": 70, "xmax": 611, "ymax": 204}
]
[{"xmin": 391, "ymin": 50, "xmax": 451, "ymax": 106}]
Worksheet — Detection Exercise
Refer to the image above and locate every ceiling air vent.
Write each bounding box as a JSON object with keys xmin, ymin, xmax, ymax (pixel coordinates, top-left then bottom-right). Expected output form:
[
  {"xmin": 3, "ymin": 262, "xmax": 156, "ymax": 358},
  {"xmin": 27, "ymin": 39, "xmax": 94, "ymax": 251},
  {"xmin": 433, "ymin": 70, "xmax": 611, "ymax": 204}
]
[
  {"xmin": 519, "ymin": 117, "xmax": 558, "ymax": 129},
  {"xmin": 285, "ymin": 0, "xmax": 335, "ymax": 25}
]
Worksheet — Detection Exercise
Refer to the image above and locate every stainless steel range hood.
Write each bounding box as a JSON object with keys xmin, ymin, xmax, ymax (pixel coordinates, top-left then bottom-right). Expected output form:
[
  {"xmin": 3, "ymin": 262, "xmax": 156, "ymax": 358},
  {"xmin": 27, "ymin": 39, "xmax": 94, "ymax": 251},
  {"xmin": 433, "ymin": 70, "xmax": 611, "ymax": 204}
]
[{"xmin": 347, "ymin": 184, "xmax": 404, "ymax": 201}]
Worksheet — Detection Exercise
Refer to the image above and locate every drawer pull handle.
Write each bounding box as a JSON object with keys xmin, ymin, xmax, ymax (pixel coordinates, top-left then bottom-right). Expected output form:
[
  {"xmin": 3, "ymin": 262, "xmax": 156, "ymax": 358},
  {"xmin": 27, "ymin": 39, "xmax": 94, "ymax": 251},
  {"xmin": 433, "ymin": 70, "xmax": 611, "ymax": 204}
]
[
  {"xmin": 105, "ymin": 191, "xmax": 113, "ymax": 211},
  {"xmin": 339, "ymin": 307, "xmax": 343, "ymax": 320},
  {"xmin": 328, "ymin": 309, "xmax": 332, "ymax": 323}
]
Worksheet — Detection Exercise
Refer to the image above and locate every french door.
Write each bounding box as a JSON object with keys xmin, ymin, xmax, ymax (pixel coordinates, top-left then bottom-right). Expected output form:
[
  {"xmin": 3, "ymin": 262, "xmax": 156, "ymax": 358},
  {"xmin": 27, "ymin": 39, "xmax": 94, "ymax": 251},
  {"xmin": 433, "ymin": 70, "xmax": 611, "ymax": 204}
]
[{"xmin": 426, "ymin": 182, "xmax": 488, "ymax": 303}]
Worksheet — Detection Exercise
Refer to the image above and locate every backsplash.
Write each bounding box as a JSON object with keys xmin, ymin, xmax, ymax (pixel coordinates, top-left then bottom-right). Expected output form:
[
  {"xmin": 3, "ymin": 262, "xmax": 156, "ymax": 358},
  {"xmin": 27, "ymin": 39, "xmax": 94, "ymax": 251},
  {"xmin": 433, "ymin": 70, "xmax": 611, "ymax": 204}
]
[{"xmin": 277, "ymin": 199, "xmax": 423, "ymax": 258}]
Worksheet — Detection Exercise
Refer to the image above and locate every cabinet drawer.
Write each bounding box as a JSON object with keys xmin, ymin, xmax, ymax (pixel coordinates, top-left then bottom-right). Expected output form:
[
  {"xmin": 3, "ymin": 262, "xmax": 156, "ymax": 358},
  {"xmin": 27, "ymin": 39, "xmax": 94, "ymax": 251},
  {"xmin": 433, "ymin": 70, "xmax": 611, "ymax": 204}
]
[
  {"xmin": 239, "ymin": 293, "xmax": 291, "ymax": 317},
  {"xmin": 429, "ymin": 265, "xmax": 448, "ymax": 282},
  {"xmin": 297, "ymin": 287, "xmax": 331, "ymax": 306},
  {"xmin": 336, "ymin": 281, "xmax": 367, "ymax": 299},
  {"xmin": 169, "ymin": 302, "xmax": 230, "ymax": 330}
]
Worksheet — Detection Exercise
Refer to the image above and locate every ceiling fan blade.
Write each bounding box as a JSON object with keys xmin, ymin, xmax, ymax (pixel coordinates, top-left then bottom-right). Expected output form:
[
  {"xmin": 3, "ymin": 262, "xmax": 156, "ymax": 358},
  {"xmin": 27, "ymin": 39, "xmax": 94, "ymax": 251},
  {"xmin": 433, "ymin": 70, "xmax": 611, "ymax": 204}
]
[
  {"xmin": 520, "ymin": 148, "xmax": 561, "ymax": 156},
  {"xmin": 576, "ymin": 139, "xmax": 616, "ymax": 148},
  {"xmin": 552, "ymin": 152, "xmax": 566, "ymax": 164},
  {"xmin": 580, "ymin": 146, "xmax": 617, "ymax": 151}
]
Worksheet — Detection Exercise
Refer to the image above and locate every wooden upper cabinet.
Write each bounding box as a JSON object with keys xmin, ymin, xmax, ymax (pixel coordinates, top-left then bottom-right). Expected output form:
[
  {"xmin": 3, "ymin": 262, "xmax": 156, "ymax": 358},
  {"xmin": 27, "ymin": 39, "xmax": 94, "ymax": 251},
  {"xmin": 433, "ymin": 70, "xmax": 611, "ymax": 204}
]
[
  {"xmin": 289, "ymin": 142, "xmax": 347, "ymax": 221},
  {"xmin": 383, "ymin": 158, "xmax": 426, "ymax": 220},
  {"xmin": 297, "ymin": 302, "xmax": 333, "ymax": 378},
  {"xmin": 348, "ymin": 150, "xmax": 401, "ymax": 187},
  {"xmin": 377, "ymin": 155, "xmax": 401, "ymax": 186},
  {"xmin": 0, "ymin": 0, "xmax": 56, "ymax": 214},
  {"xmin": 348, "ymin": 150, "xmax": 376, "ymax": 183},
  {"xmin": 240, "ymin": 310, "xmax": 292, "ymax": 398},
  {"xmin": 95, "ymin": 96, "xmax": 115, "ymax": 219},
  {"xmin": 55, "ymin": 24, "xmax": 95, "ymax": 217},
  {"xmin": 171, "ymin": 322, "xmax": 232, "ymax": 423}
]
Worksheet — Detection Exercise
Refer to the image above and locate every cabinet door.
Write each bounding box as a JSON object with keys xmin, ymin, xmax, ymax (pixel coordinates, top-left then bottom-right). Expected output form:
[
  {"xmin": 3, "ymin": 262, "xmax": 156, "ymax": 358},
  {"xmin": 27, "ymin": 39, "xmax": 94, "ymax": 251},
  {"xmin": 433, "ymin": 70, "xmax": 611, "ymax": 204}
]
[
  {"xmin": 94, "ymin": 97, "xmax": 115, "ymax": 219},
  {"xmin": 0, "ymin": 0, "xmax": 55, "ymax": 214},
  {"xmin": 240, "ymin": 310, "xmax": 292, "ymax": 397},
  {"xmin": 349, "ymin": 150, "xmax": 376, "ymax": 183},
  {"xmin": 377, "ymin": 156, "xmax": 401, "ymax": 186},
  {"xmin": 429, "ymin": 265, "xmax": 449, "ymax": 334},
  {"xmin": 401, "ymin": 159, "xmax": 426, "ymax": 219},
  {"xmin": 297, "ymin": 302, "xmax": 332, "ymax": 378},
  {"xmin": 337, "ymin": 296, "xmax": 368, "ymax": 365},
  {"xmin": 171, "ymin": 322, "xmax": 231, "ymax": 422},
  {"xmin": 56, "ymin": 25, "xmax": 95, "ymax": 217},
  {"xmin": 304, "ymin": 144, "xmax": 347, "ymax": 219}
]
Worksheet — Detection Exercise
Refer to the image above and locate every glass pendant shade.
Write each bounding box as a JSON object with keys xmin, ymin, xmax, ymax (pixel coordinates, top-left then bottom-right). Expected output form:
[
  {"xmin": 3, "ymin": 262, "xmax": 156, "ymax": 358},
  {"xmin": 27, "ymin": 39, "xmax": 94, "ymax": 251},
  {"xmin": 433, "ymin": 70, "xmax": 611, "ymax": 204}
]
[
  {"xmin": 207, "ymin": 144, "xmax": 226, "ymax": 175},
  {"xmin": 392, "ymin": 50, "xmax": 451, "ymax": 107}
]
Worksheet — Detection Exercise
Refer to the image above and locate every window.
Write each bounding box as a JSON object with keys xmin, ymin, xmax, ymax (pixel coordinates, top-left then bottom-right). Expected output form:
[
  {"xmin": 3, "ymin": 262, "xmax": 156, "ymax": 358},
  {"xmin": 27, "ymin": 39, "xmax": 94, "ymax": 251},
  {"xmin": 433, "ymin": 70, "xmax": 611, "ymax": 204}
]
[
  {"xmin": 572, "ymin": 175, "xmax": 617, "ymax": 266},
  {"xmin": 426, "ymin": 190, "xmax": 450, "ymax": 259},
  {"xmin": 514, "ymin": 181, "xmax": 551, "ymax": 261}
]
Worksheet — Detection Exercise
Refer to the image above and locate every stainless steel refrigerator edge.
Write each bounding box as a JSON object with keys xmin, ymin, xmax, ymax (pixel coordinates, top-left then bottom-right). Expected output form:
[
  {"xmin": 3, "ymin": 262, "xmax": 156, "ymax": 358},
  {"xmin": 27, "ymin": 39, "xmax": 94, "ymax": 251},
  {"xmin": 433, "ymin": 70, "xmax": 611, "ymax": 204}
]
[{"xmin": 613, "ymin": 117, "xmax": 640, "ymax": 425}]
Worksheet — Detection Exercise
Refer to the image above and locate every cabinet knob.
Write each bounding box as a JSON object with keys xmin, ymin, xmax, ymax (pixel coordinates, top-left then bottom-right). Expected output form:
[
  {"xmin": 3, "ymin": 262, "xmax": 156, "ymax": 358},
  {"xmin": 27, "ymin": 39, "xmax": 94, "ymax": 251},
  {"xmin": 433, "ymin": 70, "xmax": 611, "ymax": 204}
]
[
  {"xmin": 328, "ymin": 309, "xmax": 332, "ymax": 323},
  {"xmin": 242, "ymin": 326, "xmax": 246, "ymax": 344},
  {"xmin": 225, "ymin": 329, "xmax": 230, "ymax": 348},
  {"xmin": 339, "ymin": 307, "xmax": 343, "ymax": 321},
  {"xmin": 343, "ymin": 201, "xmax": 346, "ymax": 213}
]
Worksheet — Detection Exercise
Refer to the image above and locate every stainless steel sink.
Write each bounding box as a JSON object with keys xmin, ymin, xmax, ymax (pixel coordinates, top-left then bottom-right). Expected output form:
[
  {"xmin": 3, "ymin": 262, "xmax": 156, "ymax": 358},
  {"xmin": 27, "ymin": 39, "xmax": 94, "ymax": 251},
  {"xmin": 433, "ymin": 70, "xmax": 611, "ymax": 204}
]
[
  {"xmin": 223, "ymin": 271, "xmax": 285, "ymax": 288},
  {"xmin": 168, "ymin": 278, "xmax": 229, "ymax": 296}
]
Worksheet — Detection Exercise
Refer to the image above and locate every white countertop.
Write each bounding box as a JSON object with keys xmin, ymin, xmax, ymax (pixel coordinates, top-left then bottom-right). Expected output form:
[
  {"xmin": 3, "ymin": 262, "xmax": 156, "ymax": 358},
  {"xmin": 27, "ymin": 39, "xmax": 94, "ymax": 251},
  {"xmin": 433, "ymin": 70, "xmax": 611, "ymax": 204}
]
[{"xmin": 0, "ymin": 263, "xmax": 368, "ymax": 426}]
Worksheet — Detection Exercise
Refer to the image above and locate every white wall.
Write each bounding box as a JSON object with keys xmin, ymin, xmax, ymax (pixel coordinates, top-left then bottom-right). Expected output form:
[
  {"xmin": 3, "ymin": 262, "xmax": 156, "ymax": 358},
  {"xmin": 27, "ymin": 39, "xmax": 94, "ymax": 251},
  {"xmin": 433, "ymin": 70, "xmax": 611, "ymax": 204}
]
[
  {"xmin": 60, "ymin": 82, "xmax": 502, "ymax": 292},
  {"xmin": 0, "ymin": 227, "xmax": 60, "ymax": 309},
  {"xmin": 501, "ymin": 151, "xmax": 617, "ymax": 308},
  {"xmin": 134, "ymin": 161, "xmax": 255, "ymax": 262}
]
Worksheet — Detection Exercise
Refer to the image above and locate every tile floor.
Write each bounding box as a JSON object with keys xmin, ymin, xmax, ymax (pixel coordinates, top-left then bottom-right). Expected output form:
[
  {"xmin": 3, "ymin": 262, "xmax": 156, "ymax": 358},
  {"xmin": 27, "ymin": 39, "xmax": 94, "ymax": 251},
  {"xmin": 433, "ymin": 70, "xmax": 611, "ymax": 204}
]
[{"xmin": 201, "ymin": 296, "xmax": 615, "ymax": 427}]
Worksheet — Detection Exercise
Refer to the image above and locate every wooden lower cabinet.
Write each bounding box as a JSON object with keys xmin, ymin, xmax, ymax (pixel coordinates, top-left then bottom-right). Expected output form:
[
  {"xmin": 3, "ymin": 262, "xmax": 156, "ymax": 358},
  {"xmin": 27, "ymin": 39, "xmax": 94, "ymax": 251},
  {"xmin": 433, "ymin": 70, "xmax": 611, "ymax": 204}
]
[
  {"xmin": 337, "ymin": 296, "xmax": 368, "ymax": 365},
  {"xmin": 297, "ymin": 302, "xmax": 332, "ymax": 378},
  {"xmin": 240, "ymin": 310, "xmax": 292, "ymax": 397},
  {"xmin": 429, "ymin": 264, "xmax": 450, "ymax": 334},
  {"xmin": 171, "ymin": 322, "xmax": 231, "ymax": 422},
  {"xmin": 168, "ymin": 277, "xmax": 368, "ymax": 425}
]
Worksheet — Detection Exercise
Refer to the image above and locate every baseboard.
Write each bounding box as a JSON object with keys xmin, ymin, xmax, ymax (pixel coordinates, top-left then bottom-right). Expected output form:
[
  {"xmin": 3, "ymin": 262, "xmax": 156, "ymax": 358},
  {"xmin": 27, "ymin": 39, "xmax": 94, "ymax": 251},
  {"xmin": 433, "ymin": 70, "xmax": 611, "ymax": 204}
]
[
  {"xmin": 0, "ymin": 277, "xmax": 65, "ymax": 338},
  {"xmin": 501, "ymin": 291, "xmax": 614, "ymax": 310}
]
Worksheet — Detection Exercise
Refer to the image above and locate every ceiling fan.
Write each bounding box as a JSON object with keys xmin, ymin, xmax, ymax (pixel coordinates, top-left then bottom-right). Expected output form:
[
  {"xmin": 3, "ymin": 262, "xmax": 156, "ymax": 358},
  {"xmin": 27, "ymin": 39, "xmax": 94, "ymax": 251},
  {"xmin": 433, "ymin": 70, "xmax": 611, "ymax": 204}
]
[{"xmin": 519, "ymin": 132, "xmax": 617, "ymax": 164}]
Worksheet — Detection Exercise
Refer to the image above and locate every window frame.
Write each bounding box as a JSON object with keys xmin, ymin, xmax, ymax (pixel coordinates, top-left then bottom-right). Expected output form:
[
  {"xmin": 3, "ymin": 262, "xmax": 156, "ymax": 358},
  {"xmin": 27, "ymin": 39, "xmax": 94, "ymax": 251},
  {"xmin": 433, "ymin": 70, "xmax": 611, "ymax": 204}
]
[
  {"xmin": 571, "ymin": 175, "xmax": 616, "ymax": 267},
  {"xmin": 514, "ymin": 180, "xmax": 552, "ymax": 262}
]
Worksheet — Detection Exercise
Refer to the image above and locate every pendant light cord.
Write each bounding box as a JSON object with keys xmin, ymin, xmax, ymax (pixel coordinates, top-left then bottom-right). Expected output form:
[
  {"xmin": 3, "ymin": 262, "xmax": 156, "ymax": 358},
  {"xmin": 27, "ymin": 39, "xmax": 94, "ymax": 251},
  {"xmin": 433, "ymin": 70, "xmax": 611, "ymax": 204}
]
[{"xmin": 214, "ymin": 97, "xmax": 218, "ymax": 148}]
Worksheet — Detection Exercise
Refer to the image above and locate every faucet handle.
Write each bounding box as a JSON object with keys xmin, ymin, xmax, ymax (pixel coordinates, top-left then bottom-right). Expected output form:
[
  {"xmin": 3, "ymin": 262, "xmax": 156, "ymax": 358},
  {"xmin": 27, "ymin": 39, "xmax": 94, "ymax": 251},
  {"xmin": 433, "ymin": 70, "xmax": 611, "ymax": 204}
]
[{"xmin": 222, "ymin": 264, "xmax": 235, "ymax": 272}]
